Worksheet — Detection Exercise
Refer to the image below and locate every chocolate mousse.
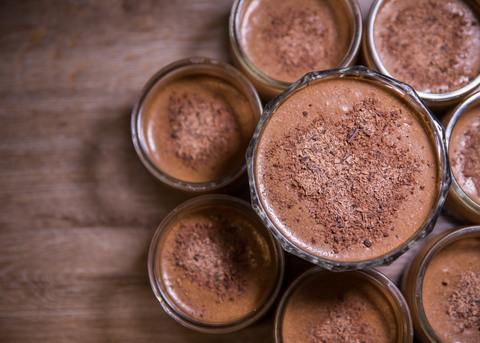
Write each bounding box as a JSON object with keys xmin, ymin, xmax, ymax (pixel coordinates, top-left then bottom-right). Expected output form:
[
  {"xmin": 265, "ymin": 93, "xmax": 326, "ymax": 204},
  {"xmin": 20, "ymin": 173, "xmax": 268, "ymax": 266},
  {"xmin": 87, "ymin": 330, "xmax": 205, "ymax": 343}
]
[
  {"xmin": 238, "ymin": 0, "xmax": 353, "ymax": 83},
  {"xmin": 373, "ymin": 0, "xmax": 480, "ymax": 94},
  {"xmin": 157, "ymin": 203, "xmax": 279, "ymax": 324},
  {"xmin": 422, "ymin": 235, "xmax": 480, "ymax": 342},
  {"xmin": 279, "ymin": 270, "xmax": 403, "ymax": 343},
  {"xmin": 449, "ymin": 104, "xmax": 480, "ymax": 205},
  {"xmin": 141, "ymin": 73, "xmax": 257, "ymax": 183},
  {"xmin": 255, "ymin": 77, "xmax": 439, "ymax": 263}
]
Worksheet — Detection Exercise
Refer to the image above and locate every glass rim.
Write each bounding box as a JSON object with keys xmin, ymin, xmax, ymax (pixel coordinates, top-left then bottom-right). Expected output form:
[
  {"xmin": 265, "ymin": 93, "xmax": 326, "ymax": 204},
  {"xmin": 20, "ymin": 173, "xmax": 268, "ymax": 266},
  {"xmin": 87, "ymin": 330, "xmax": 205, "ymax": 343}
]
[
  {"xmin": 444, "ymin": 90, "xmax": 480, "ymax": 214},
  {"xmin": 411, "ymin": 225, "xmax": 480, "ymax": 342},
  {"xmin": 147, "ymin": 194, "xmax": 285, "ymax": 334},
  {"xmin": 364, "ymin": 0, "xmax": 480, "ymax": 104},
  {"xmin": 131, "ymin": 56, "xmax": 262, "ymax": 192},
  {"xmin": 229, "ymin": 0, "xmax": 363, "ymax": 91},
  {"xmin": 247, "ymin": 65, "xmax": 451, "ymax": 271},
  {"xmin": 274, "ymin": 267, "xmax": 414, "ymax": 343}
]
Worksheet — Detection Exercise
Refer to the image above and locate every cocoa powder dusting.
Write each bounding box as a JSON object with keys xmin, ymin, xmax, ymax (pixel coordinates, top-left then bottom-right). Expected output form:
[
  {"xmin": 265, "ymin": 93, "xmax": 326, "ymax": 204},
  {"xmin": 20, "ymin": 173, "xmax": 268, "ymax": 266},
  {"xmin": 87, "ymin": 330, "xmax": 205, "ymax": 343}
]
[
  {"xmin": 308, "ymin": 296, "xmax": 379, "ymax": 343},
  {"xmin": 172, "ymin": 215, "xmax": 248, "ymax": 303},
  {"xmin": 263, "ymin": 98, "xmax": 427, "ymax": 253},
  {"xmin": 168, "ymin": 92, "xmax": 240, "ymax": 169},
  {"xmin": 446, "ymin": 270, "xmax": 480, "ymax": 333},
  {"xmin": 262, "ymin": 8, "xmax": 331, "ymax": 77},
  {"xmin": 457, "ymin": 124, "xmax": 480, "ymax": 195},
  {"xmin": 379, "ymin": 0, "xmax": 480, "ymax": 94}
]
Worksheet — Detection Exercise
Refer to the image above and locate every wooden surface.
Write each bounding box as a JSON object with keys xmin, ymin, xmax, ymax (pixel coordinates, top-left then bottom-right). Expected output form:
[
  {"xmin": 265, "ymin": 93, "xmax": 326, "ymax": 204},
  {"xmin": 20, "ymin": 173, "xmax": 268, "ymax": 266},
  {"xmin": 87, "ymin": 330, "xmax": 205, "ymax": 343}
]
[{"xmin": 0, "ymin": 0, "xmax": 462, "ymax": 342}]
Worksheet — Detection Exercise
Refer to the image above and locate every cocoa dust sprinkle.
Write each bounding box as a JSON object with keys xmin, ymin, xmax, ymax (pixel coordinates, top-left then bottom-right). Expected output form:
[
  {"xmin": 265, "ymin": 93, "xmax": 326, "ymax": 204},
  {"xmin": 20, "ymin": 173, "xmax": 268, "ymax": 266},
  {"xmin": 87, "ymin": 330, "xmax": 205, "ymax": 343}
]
[
  {"xmin": 262, "ymin": 98, "xmax": 427, "ymax": 253},
  {"xmin": 378, "ymin": 0, "xmax": 480, "ymax": 94},
  {"xmin": 446, "ymin": 270, "xmax": 480, "ymax": 333},
  {"xmin": 262, "ymin": 8, "xmax": 331, "ymax": 76},
  {"xmin": 454, "ymin": 122, "xmax": 480, "ymax": 195},
  {"xmin": 168, "ymin": 92, "xmax": 240, "ymax": 169},
  {"xmin": 171, "ymin": 216, "xmax": 248, "ymax": 302},
  {"xmin": 308, "ymin": 296, "xmax": 379, "ymax": 343}
]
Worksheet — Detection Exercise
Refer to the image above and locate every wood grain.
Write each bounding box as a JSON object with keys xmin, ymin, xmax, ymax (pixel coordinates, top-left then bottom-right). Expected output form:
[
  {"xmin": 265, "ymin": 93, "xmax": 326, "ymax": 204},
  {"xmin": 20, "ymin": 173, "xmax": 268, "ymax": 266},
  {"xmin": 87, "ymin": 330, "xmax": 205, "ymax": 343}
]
[{"xmin": 0, "ymin": 0, "xmax": 463, "ymax": 342}]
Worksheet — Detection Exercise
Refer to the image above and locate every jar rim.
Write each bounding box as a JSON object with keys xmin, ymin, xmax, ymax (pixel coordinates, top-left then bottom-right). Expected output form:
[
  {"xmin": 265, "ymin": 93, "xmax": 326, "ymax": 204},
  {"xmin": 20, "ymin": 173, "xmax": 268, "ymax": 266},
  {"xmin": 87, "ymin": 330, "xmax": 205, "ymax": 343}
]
[
  {"xmin": 131, "ymin": 57, "xmax": 262, "ymax": 192},
  {"xmin": 411, "ymin": 226, "xmax": 480, "ymax": 342},
  {"xmin": 147, "ymin": 194, "xmax": 285, "ymax": 333},
  {"xmin": 364, "ymin": 0, "xmax": 480, "ymax": 104},
  {"xmin": 274, "ymin": 267, "xmax": 414, "ymax": 343},
  {"xmin": 444, "ymin": 90, "xmax": 480, "ymax": 214},
  {"xmin": 229, "ymin": 0, "xmax": 363, "ymax": 92},
  {"xmin": 247, "ymin": 66, "xmax": 451, "ymax": 271}
]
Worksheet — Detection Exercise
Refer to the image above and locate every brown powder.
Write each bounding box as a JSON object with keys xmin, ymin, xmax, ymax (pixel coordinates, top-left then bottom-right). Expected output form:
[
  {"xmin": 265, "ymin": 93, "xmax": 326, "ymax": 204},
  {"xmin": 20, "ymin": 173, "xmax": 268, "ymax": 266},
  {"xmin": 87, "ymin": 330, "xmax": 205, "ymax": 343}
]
[
  {"xmin": 263, "ymin": 98, "xmax": 426, "ymax": 253},
  {"xmin": 446, "ymin": 270, "xmax": 480, "ymax": 333},
  {"xmin": 171, "ymin": 216, "xmax": 248, "ymax": 303},
  {"xmin": 261, "ymin": 8, "xmax": 332, "ymax": 77},
  {"xmin": 459, "ymin": 125, "xmax": 480, "ymax": 193},
  {"xmin": 167, "ymin": 91, "xmax": 240, "ymax": 169},
  {"xmin": 308, "ymin": 296, "xmax": 379, "ymax": 343},
  {"xmin": 378, "ymin": 0, "xmax": 480, "ymax": 94}
]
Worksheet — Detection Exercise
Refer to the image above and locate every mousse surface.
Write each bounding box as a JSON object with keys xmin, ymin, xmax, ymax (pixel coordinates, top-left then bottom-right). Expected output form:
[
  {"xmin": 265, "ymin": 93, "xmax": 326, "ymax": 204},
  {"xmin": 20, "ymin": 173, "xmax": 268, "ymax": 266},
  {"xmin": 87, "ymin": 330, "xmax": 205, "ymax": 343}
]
[
  {"xmin": 239, "ymin": 0, "xmax": 352, "ymax": 83},
  {"xmin": 158, "ymin": 205, "xmax": 277, "ymax": 324},
  {"xmin": 255, "ymin": 78, "xmax": 438, "ymax": 262},
  {"xmin": 282, "ymin": 271, "xmax": 398, "ymax": 343},
  {"xmin": 374, "ymin": 0, "xmax": 480, "ymax": 94},
  {"xmin": 142, "ymin": 73, "xmax": 256, "ymax": 183},
  {"xmin": 422, "ymin": 235, "xmax": 480, "ymax": 343}
]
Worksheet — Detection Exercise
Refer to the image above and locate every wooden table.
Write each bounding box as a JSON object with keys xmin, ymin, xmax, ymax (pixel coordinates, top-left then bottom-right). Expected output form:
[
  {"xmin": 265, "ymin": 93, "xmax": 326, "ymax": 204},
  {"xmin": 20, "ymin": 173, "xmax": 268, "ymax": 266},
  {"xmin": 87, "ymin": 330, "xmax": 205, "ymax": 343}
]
[{"xmin": 0, "ymin": 0, "xmax": 461, "ymax": 342}]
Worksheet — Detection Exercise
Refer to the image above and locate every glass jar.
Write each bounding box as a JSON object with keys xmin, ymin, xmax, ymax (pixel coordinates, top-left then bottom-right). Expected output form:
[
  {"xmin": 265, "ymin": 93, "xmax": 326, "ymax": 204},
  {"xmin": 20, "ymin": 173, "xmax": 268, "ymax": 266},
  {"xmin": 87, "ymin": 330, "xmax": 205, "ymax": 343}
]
[
  {"xmin": 229, "ymin": 0, "xmax": 363, "ymax": 101},
  {"xmin": 443, "ymin": 91, "xmax": 480, "ymax": 224},
  {"xmin": 247, "ymin": 66, "xmax": 450, "ymax": 271},
  {"xmin": 131, "ymin": 57, "xmax": 262, "ymax": 193},
  {"xmin": 401, "ymin": 226, "xmax": 480, "ymax": 343},
  {"xmin": 275, "ymin": 267, "xmax": 413, "ymax": 343},
  {"xmin": 362, "ymin": 0, "xmax": 480, "ymax": 112},
  {"xmin": 147, "ymin": 194, "xmax": 285, "ymax": 333}
]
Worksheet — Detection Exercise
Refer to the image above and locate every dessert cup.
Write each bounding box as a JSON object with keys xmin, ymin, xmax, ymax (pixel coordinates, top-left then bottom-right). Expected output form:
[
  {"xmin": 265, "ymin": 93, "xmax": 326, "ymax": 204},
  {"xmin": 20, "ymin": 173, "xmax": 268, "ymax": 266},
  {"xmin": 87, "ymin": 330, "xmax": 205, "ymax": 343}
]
[
  {"xmin": 363, "ymin": 0, "xmax": 480, "ymax": 112},
  {"xmin": 229, "ymin": 0, "xmax": 362, "ymax": 100},
  {"xmin": 444, "ymin": 91, "xmax": 480, "ymax": 223},
  {"xmin": 131, "ymin": 57, "xmax": 262, "ymax": 192},
  {"xmin": 148, "ymin": 194, "xmax": 285, "ymax": 333},
  {"xmin": 247, "ymin": 66, "xmax": 450, "ymax": 270},
  {"xmin": 401, "ymin": 226, "xmax": 480, "ymax": 343},
  {"xmin": 275, "ymin": 267, "xmax": 413, "ymax": 343}
]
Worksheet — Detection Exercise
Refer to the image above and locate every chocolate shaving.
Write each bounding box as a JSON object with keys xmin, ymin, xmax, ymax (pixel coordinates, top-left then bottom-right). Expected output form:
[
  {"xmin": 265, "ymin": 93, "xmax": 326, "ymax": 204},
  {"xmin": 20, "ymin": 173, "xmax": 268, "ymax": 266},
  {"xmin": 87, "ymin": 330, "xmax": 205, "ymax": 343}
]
[
  {"xmin": 308, "ymin": 296, "xmax": 380, "ymax": 343},
  {"xmin": 261, "ymin": 8, "xmax": 331, "ymax": 77},
  {"xmin": 171, "ymin": 216, "xmax": 249, "ymax": 302},
  {"xmin": 454, "ymin": 120, "xmax": 480, "ymax": 197},
  {"xmin": 446, "ymin": 270, "xmax": 480, "ymax": 333},
  {"xmin": 347, "ymin": 128, "xmax": 359, "ymax": 143},
  {"xmin": 168, "ymin": 92, "xmax": 240, "ymax": 169},
  {"xmin": 378, "ymin": 0, "xmax": 480, "ymax": 93},
  {"xmin": 261, "ymin": 97, "xmax": 428, "ymax": 253}
]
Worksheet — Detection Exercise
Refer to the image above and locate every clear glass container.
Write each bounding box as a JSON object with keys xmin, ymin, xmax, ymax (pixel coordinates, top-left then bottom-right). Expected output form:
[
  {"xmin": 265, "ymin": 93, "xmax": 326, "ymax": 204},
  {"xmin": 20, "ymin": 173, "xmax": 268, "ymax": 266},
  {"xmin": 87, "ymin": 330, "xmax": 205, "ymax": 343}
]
[
  {"xmin": 147, "ymin": 194, "xmax": 285, "ymax": 334},
  {"xmin": 131, "ymin": 57, "xmax": 262, "ymax": 193},
  {"xmin": 246, "ymin": 66, "xmax": 450, "ymax": 271},
  {"xmin": 362, "ymin": 0, "xmax": 480, "ymax": 112},
  {"xmin": 401, "ymin": 226, "xmax": 480, "ymax": 343},
  {"xmin": 275, "ymin": 267, "xmax": 413, "ymax": 343},
  {"xmin": 443, "ymin": 91, "xmax": 480, "ymax": 223},
  {"xmin": 229, "ymin": 0, "xmax": 363, "ymax": 101}
]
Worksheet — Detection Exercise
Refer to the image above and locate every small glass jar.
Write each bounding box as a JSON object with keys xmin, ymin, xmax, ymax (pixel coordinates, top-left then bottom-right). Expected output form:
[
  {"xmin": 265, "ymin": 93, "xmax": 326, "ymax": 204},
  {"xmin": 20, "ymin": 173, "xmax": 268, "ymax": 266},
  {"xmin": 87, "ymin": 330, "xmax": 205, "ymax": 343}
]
[
  {"xmin": 275, "ymin": 267, "xmax": 413, "ymax": 343},
  {"xmin": 229, "ymin": 0, "xmax": 363, "ymax": 101},
  {"xmin": 443, "ymin": 91, "xmax": 480, "ymax": 224},
  {"xmin": 247, "ymin": 66, "xmax": 450, "ymax": 271},
  {"xmin": 131, "ymin": 57, "xmax": 262, "ymax": 193},
  {"xmin": 147, "ymin": 194, "xmax": 285, "ymax": 333},
  {"xmin": 401, "ymin": 226, "xmax": 480, "ymax": 343},
  {"xmin": 363, "ymin": 0, "xmax": 480, "ymax": 112}
]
